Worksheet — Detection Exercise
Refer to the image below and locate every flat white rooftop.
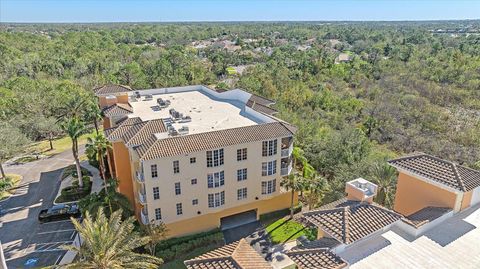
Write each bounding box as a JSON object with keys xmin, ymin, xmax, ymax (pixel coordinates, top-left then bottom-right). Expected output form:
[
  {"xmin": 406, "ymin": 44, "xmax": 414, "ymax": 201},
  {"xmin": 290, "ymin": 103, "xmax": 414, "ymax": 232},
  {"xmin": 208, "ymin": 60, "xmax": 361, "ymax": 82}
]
[
  {"xmin": 128, "ymin": 89, "xmax": 261, "ymax": 135},
  {"xmin": 340, "ymin": 204, "xmax": 480, "ymax": 268}
]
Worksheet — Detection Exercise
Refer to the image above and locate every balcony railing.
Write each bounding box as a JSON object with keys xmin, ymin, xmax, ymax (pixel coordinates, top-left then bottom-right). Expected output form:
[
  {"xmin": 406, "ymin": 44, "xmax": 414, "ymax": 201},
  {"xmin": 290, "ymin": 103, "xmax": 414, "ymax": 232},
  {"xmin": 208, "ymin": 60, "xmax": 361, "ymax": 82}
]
[
  {"xmin": 138, "ymin": 190, "xmax": 147, "ymax": 205},
  {"xmin": 281, "ymin": 143, "xmax": 293, "ymax": 157},
  {"xmin": 135, "ymin": 171, "xmax": 144, "ymax": 183},
  {"xmin": 281, "ymin": 162, "xmax": 293, "ymax": 176},
  {"xmin": 141, "ymin": 208, "xmax": 149, "ymax": 225}
]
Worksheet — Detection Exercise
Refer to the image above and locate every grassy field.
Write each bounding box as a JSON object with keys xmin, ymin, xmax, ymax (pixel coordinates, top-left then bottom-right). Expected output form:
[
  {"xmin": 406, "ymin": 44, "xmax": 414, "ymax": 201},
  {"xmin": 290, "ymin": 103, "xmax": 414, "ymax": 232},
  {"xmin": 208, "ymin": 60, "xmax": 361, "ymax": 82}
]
[
  {"xmin": 25, "ymin": 129, "xmax": 99, "ymax": 157},
  {"xmin": 0, "ymin": 174, "xmax": 22, "ymax": 200},
  {"xmin": 265, "ymin": 217, "xmax": 316, "ymax": 245}
]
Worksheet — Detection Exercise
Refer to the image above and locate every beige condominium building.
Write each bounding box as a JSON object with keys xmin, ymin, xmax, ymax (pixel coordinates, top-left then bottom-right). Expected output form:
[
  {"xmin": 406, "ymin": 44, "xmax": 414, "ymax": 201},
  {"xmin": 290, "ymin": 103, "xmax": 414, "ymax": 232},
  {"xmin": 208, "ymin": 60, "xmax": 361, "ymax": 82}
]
[{"xmin": 95, "ymin": 84, "xmax": 296, "ymax": 237}]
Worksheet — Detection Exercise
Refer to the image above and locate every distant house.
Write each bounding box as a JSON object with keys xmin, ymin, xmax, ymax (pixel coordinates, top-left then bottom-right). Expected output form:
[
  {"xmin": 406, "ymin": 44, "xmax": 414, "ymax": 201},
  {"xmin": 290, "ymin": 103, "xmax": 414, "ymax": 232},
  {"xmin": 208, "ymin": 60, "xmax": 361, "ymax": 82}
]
[{"xmin": 335, "ymin": 53, "xmax": 352, "ymax": 64}]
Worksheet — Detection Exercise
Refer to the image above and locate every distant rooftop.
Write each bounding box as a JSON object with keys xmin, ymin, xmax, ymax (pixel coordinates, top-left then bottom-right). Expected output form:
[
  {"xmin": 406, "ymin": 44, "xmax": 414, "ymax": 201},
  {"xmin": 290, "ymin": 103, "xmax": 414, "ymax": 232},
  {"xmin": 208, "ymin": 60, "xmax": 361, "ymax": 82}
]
[{"xmin": 94, "ymin": 84, "xmax": 132, "ymax": 96}]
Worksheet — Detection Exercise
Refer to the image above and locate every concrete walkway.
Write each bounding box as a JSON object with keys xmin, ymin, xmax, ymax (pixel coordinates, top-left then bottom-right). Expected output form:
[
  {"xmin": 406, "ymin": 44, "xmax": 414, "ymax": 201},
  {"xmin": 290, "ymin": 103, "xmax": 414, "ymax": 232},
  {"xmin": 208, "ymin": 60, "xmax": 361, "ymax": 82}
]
[{"xmin": 80, "ymin": 161, "xmax": 103, "ymax": 194}]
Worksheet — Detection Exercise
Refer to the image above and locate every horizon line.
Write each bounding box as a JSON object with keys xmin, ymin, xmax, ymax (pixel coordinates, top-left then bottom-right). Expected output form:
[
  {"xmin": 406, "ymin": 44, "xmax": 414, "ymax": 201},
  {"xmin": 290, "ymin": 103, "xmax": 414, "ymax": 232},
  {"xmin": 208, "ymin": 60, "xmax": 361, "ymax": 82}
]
[{"xmin": 2, "ymin": 18, "xmax": 479, "ymax": 24}]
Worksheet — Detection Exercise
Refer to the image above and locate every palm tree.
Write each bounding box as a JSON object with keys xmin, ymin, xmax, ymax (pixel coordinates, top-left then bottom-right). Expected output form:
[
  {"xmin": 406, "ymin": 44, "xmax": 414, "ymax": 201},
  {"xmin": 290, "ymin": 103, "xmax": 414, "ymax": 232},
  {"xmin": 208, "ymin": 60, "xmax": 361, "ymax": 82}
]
[
  {"xmin": 371, "ymin": 162, "xmax": 398, "ymax": 208},
  {"xmin": 85, "ymin": 133, "xmax": 112, "ymax": 193},
  {"xmin": 282, "ymin": 146, "xmax": 316, "ymax": 218},
  {"xmin": 303, "ymin": 174, "xmax": 330, "ymax": 210},
  {"xmin": 281, "ymin": 173, "xmax": 304, "ymax": 219},
  {"xmin": 61, "ymin": 208, "xmax": 163, "ymax": 269},
  {"xmin": 84, "ymin": 101, "xmax": 102, "ymax": 135},
  {"xmin": 79, "ymin": 178, "xmax": 133, "ymax": 219},
  {"xmin": 62, "ymin": 117, "xmax": 87, "ymax": 188}
]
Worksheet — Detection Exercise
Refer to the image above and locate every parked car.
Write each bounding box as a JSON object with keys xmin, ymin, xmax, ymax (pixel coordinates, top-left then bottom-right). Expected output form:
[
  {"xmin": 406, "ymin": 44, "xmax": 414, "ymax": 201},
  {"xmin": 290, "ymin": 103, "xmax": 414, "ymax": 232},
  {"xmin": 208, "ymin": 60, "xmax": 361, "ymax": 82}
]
[{"xmin": 38, "ymin": 203, "xmax": 81, "ymax": 222}]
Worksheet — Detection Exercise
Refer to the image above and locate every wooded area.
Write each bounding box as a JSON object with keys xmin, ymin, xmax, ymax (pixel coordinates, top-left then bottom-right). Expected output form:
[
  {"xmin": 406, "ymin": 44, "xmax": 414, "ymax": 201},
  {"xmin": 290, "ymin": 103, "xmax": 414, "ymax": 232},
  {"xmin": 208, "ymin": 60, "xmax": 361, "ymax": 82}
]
[{"xmin": 1, "ymin": 21, "xmax": 479, "ymax": 204}]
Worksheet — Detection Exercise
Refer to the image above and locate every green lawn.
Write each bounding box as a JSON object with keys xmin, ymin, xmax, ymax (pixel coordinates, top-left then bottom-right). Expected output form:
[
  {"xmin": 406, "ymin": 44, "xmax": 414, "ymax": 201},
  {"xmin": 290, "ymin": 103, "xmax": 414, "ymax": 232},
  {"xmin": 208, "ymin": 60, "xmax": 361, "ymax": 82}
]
[
  {"xmin": 26, "ymin": 128, "xmax": 99, "ymax": 157},
  {"xmin": 0, "ymin": 174, "xmax": 22, "ymax": 200},
  {"xmin": 265, "ymin": 217, "xmax": 317, "ymax": 245}
]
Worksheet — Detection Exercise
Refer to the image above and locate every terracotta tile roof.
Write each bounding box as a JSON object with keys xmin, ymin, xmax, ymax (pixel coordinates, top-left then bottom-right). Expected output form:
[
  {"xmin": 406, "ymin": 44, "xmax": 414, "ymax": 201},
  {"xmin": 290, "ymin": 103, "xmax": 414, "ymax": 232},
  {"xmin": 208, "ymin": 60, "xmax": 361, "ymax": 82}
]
[
  {"xmin": 246, "ymin": 99, "xmax": 278, "ymax": 115},
  {"xmin": 102, "ymin": 103, "xmax": 133, "ymax": 117},
  {"xmin": 138, "ymin": 122, "xmax": 295, "ymax": 160},
  {"xmin": 388, "ymin": 153, "xmax": 480, "ymax": 192},
  {"xmin": 105, "ymin": 117, "xmax": 142, "ymax": 141},
  {"xmin": 125, "ymin": 119, "xmax": 167, "ymax": 147},
  {"xmin": 248, "ymin": 94, "xmax": 275, "ymax": 106},
  {"xmin": 286, "ymin": 248, "xmax": 348, "ymax": 269},
  {"xmin": 94, "ymin": 84, "xmax": 132, "ymax": 95},
  {"xmin": 303, "ymin": 199, "xmax": 402, "ymax": 244},
  {"xmin": 184, "ymin": 239, "xmax": 271, "ymax": 269},
  {"xmin": 402, "ymin": 206, "xmax": 452, "ymax": 228}
]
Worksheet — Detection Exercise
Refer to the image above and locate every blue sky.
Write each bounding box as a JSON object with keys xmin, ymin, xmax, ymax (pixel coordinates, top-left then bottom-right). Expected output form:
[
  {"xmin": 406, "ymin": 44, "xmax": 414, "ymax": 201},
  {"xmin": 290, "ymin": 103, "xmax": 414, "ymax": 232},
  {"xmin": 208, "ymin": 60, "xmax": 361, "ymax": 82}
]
[{"xmin": 1, "ymin": 0, "xmax": 479, "ymax": 23}]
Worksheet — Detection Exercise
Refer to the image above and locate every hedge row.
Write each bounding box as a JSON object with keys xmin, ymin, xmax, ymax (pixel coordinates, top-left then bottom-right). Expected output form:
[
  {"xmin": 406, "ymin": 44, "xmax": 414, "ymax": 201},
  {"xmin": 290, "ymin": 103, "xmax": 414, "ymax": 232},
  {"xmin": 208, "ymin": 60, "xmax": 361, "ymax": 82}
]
[
  {"xmin": 156, "ymin": 231, "xmax": 224, "ymax": 262},
  {"xmin": 62, "ymin": 165, "xmax": 92, "ymax": 179},
  {"xmin": 259, "ymin": 205, "xmax": 302, "ymax": 222}
]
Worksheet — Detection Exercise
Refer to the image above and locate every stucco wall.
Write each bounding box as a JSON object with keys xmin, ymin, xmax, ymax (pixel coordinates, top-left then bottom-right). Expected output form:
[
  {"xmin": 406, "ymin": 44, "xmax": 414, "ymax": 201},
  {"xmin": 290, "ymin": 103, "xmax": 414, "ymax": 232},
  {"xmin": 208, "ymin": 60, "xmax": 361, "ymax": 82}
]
[
  {"xmin": 141, "ymin": 137, "xmax": 291, "ymax": 225},
  {"xmin": 393, "ymin": 172, "xmax": 458, "ymax": 216},
  {"xmin": 112, "ymin": 141, "xmax": 135, "ymax": 206},
  {"xmin": 461, "ymin": 190, "xmax": 473, "ymax": 211},
  {"xmin": 164, "ymin": 192, "xmax": 293, "ymax": 238}
]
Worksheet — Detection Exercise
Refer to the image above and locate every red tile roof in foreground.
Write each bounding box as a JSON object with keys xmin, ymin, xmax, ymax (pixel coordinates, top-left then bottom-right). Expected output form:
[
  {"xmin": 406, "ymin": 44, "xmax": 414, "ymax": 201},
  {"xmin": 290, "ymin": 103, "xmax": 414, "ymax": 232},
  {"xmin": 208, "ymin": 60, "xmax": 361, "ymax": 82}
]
[
  {"xmin": 303, "ymin": 198, "xmax": 402, "ymax": 244},
  {"xmin": 388, "ymin": 153, "xmax": 480, "ymax": 192},
  {"xmin": 286, "ymin": 248, "xmax": 348, "ymax": 269},
  {"xmin": 184, "ymin": 239, "xmax": 271, "ymax": 269}
]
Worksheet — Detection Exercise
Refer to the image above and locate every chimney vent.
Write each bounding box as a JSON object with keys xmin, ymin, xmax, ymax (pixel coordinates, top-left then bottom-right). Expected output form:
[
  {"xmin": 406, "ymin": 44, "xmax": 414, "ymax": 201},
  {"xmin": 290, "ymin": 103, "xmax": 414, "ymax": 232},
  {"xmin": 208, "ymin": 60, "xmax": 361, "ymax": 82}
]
[{"xmin": 345, "ymin": 178, "xmax": 378, "ymax": 203}]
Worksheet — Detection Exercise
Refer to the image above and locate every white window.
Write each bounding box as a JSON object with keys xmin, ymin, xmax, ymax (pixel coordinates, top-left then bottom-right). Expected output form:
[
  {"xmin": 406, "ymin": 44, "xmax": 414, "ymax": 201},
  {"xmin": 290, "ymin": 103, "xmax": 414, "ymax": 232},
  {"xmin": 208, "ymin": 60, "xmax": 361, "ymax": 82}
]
[
  {"xmin": 153, "ymin": 187, "xmax": 160, "ymax": 200},
  {"xmin": 262, "ymin": 160, "xmax": 277, "ymax": 176},
  {"xmin": 237, "ymin": 168, "xmax": 247, "ymax": 181},
  {"xmin": 237, "ymin": 188, "xmax": 247, "ymax": 200},
  {"xmin": 262, "ymin": 139, "xmax": 278, "ymax": 156},
  {"xmin": 192, "ymin": 199, "xmax": 198, "ymax": 205},
  {"xmin": 176, "ymin": 203, "xmax": 183, "ymax": 215},
  {"xmin": 206, "ymin": 149, "xmax": 224, "ymax": 167},
  {"xmin": 190, "ymin": 157, "xmax": 196, "ymax": 163},
  {"xmin": 175, "ymin": 182, "xmax": 181, "ymax": 195},
  {"xmin": 151, "ymin": 164, "xmax": 158, "ymax": 178},
  {"xmin": 207, "ymin": 171, "xmax": 225, "ymax": 188},
  {"xmin": 191, "ymin": 178, "xmax": 197, "ymax": 185},
  {"xmin": 208, "ymin": 191, "xmax": 225, "ymax": 208},
  {"xmin": 155, "ymin": 208, "xmax": 162, "ymax": 220},
  {"xmin": 173, "ymin": 160, "xmax": 180, "ymax": 174},
  {"xmin": 261, "ymin": 179, "xmax": 276, "ymax": 195},
  {"xmin": 237, "ymin": 148, "xmax": 247, "ymax": 161}
]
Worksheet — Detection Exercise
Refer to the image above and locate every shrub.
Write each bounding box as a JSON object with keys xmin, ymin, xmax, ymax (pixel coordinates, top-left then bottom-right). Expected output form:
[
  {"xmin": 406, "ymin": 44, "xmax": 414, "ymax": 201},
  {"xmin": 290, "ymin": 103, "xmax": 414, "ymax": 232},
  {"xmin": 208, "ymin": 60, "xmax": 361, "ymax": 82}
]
[
  {"xmin": 0, "ymin": 179, "xmax": 14, "ymax": 192},
  {"xmin": 62, "ymin": 165, "xmax": 92, "ymax": 180},
  {"xmin": 56, "ymin": 177, "xmax": 92, "ymax": 203},
  {"xmin": 156, "ymin": 230, "xmax": 224, "ymax": 262}
]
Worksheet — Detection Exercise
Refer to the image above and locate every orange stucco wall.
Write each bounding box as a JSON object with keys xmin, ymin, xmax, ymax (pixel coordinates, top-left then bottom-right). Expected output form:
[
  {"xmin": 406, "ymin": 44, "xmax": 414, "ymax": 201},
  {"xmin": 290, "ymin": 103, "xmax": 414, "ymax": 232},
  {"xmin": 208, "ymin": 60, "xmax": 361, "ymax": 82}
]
[
  {"xmin": 461, "ymin": 190, "xmax": 473, "ymax": 211},
  {"xmin": 116, "ymin": 94, "xmax": 129, "ymax": 104},
  {"xmin": 394, "ymin": 172, "xmax": 457, "ymax": 216},
  {"xmin": 112, "ymin": 142, "xmax": 135, "ymax": 207},
  {"xmin": 163, "ymin": 191, "xmax": 295, "ymax": 238},
  {"xmin": 103, "ymin": 117, "xmax": 112, "ymax": 129}
]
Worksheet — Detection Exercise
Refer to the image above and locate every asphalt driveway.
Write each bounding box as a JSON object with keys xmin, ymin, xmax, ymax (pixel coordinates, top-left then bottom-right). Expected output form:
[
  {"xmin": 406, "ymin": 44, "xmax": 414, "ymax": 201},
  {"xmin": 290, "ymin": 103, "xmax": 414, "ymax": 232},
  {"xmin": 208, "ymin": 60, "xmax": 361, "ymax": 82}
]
[{"xmin": 0, "ymin": 147, "xmax": 83, "ymax": 268}]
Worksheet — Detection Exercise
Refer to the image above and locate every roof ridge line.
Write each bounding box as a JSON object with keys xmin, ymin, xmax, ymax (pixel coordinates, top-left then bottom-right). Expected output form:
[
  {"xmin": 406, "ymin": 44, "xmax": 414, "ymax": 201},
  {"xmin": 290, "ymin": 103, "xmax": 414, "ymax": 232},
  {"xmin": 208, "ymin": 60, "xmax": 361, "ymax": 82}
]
[
  {"xmin": 343, "ymin": 206, "xmax": 350, "ymax": 244},
  {"xmin": 451, "ymin": 163, "xmax": 467, "ymax": 192}
]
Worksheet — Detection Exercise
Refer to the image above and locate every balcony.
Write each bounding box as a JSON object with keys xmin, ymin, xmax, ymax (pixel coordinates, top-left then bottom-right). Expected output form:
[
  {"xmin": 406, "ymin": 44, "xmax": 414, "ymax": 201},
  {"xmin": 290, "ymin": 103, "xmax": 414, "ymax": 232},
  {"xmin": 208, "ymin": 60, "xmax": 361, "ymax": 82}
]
[
  {"xmin": 138, "ymin": 190, "xmax": 147, "ymax": 205},
  {"xmin": 135, "ymin": 171, "xmax": 144, "ymax": 183},
  {"xmin": 281, "ymin": 162, "xmax": 293, "ymax": 176},
  {"xmin": 281, "ymin": 143, "xmax": 293, "ymax": 157},
  {"xmin": 141, "ymin": 208, "xmax": 149, "ymax": 225}
]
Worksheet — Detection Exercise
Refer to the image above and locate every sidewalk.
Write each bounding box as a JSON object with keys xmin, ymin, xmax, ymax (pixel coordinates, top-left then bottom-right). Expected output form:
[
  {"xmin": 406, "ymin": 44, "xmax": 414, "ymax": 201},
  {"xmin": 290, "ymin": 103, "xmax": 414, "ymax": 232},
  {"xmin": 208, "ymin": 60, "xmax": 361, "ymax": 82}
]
[{"xmin": 80, "ymin": 161, "xmax": 103, "ymax": 194}]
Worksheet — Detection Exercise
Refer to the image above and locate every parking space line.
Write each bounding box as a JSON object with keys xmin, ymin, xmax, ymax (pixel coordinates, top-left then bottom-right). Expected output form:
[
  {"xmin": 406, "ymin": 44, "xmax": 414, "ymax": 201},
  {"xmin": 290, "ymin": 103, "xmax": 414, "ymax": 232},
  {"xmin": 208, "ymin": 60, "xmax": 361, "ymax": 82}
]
[
  {"xmin": 40, "ymin": 219, "xmax": 72, "ymax": 225},
  {"xmin": 37, "ymin": 229, "xmax": 75, "ymax": 235},
  {"xmin": 25, "ymin": 241, "xmax": 73, "ymax": 253}
]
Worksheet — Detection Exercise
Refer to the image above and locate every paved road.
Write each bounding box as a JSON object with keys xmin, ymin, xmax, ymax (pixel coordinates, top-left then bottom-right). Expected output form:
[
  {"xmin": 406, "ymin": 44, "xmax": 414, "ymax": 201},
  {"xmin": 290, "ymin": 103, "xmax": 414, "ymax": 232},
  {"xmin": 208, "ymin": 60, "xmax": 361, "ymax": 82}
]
[{"xmin": 0, "ymin": 147, "xmax": 83, "ymax": 268}]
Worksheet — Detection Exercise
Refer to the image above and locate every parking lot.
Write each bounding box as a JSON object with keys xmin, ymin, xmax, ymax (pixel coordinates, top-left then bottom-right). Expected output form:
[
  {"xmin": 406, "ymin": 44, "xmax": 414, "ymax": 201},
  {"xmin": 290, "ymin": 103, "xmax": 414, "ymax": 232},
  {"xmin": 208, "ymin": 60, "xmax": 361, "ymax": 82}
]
[
  {"xmin": 10, "ymin": 219, "xmax": 77, "ymax": 268},
  {"xmin": 0, "ymin": 149, "xmax": 83, "ymax": 268}
]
